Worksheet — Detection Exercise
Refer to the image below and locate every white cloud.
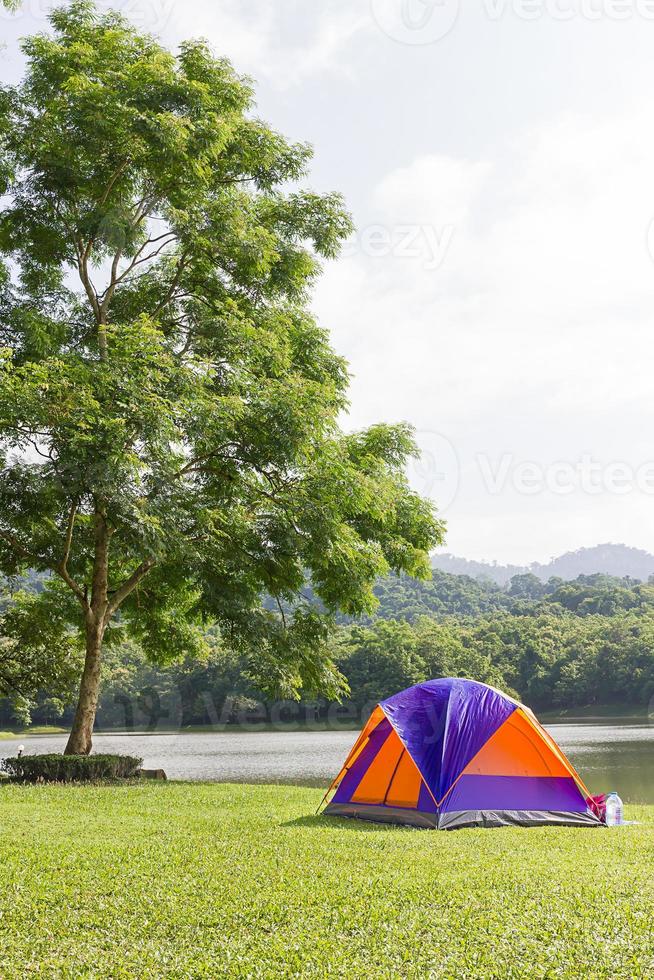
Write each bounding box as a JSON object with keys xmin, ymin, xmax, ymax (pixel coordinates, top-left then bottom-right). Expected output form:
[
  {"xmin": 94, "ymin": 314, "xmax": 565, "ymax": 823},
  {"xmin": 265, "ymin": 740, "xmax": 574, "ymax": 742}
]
[
  {"xmin": 373, "ymin": 154, "xmax": 491, "ymax": 227},
  {"xmin": 315, "ymin": 106, "xmax": 654, "ymax": 562},
  {"xmin": 162, "ymin": 0, "xmax": 369, "ymax": 88}
]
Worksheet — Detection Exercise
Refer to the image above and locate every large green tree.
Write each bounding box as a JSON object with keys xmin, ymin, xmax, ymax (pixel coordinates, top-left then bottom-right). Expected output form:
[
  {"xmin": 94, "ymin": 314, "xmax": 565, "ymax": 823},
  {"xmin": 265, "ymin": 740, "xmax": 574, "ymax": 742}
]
[{"xmin": 0, "ymin": 2, "xmax": 443, "ymax": 753}]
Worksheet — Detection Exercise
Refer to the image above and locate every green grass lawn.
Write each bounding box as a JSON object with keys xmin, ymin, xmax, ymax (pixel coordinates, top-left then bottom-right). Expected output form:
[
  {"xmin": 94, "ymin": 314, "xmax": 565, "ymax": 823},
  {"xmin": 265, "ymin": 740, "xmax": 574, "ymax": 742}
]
[
  {"xmin": 539, "ymin": 704, "xmax": 651, "ymax": 723},
  {"xmin": 0, "ymin": 784, "xmax": 652, "ymax": 978},
  {"xmin": 0, "ymin": 725, "xmax": 68, "ymax": 739}
]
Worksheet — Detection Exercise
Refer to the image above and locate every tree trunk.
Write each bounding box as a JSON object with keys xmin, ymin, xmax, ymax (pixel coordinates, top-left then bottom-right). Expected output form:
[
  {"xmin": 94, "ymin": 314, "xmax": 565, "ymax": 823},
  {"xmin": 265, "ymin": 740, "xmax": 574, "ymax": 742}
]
[
  {"xmin": 64, "ymin": 618, "xmax": 104, "ymax": 755},
  {"xmin": 65, "ymin": 511, "xmax": 110, "ymax": 755},
  {"xmin": 63, "ymin": 509, "xmax": 153, "ymax": 756}
]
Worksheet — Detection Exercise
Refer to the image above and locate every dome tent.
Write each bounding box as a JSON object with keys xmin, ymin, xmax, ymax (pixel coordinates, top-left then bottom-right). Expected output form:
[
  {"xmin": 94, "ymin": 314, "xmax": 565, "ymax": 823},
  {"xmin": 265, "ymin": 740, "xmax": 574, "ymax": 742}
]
[{"xmin": 321, "ymin": 678, "xmax": 602, "ymax": 830}]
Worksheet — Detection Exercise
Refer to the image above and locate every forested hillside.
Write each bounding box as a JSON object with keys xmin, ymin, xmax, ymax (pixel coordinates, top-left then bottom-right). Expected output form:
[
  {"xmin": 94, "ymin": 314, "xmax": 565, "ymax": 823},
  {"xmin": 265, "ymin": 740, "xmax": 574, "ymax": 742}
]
[
  {"xmin": 3, "ymin": 568, "xmax": 654, "ymax": 729},
  {"xmin": 364, "ymin": 570, "xmax": 654, "ymax": 620}
]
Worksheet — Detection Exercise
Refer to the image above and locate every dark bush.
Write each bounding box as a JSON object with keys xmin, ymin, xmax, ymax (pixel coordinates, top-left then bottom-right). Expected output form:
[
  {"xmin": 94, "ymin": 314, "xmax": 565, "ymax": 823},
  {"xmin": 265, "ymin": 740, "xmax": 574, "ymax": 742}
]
[{"xmin": 0, "ymin": 753, "xmax": 143, "ymax": 783}]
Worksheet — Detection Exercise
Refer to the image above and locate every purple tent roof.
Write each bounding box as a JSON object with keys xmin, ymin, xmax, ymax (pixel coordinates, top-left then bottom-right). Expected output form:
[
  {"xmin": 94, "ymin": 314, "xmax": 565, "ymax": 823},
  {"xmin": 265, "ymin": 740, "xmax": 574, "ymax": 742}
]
[{"xmin": 380, "ymin": 678, "xmax": 518, "ymax": 802}]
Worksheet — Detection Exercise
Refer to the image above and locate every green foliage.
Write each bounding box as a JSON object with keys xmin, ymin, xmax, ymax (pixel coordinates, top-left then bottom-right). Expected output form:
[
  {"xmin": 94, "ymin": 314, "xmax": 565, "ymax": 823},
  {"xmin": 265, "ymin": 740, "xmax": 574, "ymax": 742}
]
[
  {"xmin": 0, "ymin": 783, "xmax": 650, "ymax": 977},
  {"xmin": 1, "ymin": 753, "xmax": 142, "ymax": 782},
  {"xmin": 3, "ymin": 694, "xmax": 33, "ymax": 727},
  {"xmin": 0, "ymin": 2, "xmax": 443, "ymax": 723},
  {"xmin": 333, "ymin": 617, "xmax": 512, "ymax": 710},
  {"xmin": 0, "ymin": 580, "xmax": 83, "ymax": 700},
  {"xmin": 507, "ymin": 572, "xmax": 546, "ymax": 599},
  {"xmin": 353, "ymin": 570, "xmax": 654, "ymax": 623},
  {"xmin": 363, "ymin": 569, "xmax": 510, "ymax": 619},
  {"xmin": 6, "ymin": 569, "xmax": 654, "ymax": 728},
  {"xmin": 108, "ymin": 572, "xmax": 654, "ymax": 717}
]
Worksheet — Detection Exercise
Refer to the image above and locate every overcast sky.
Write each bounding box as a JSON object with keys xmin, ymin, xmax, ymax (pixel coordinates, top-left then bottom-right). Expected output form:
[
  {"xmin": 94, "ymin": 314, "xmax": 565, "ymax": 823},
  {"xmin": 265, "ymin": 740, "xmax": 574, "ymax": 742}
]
[{"xmin": 3, "ymin": 0, "xmax": 654, "ymax": 564}]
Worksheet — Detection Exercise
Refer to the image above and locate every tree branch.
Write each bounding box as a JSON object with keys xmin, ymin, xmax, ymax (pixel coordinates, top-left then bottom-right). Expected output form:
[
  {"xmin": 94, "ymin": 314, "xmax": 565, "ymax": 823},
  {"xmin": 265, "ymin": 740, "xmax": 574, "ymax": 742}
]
[
  {"xmin": 54, "ymin": 565, "xmax": 88, "ymax": 609},
  {"xmin": 115, "ymin": 233, "xmax": 178, "ymax": 283},
  {"xmin": 0, "ymin": 661, "xmax": 26, "ymax": 699},
  {"xmin": 177, "ymin": 446, "xmax": 240, "ymax": 478},
  {"xmin": 276, "ymin": 597, "xmax": 287, "ymax": 630},
  {"xmin": 75, "ymin": 238, "xmax": 101, "ymax": 326},
  {"xmin": 0, "ymin": 529, "xmax": 38, "ymax": 562},
  {"xmin": 0, "ymin": 520, "xmax": 89, "ymax": 609},
  {"xmin": 175, "ymin": 328, "xmax": 195, "ymax": 359},
  {"xmin": 60, "ymin": 501, "xmax": 77, "ymax": 569},
  {"xmin": 97, "ymin": 159, "xmax": 130, "ymax": 208},
  {"xmin": 96, "ymin": 233, "xmax": 178, "ymax": 320},
  {"xmin": 152, "ymin": 250, "xmax": 190, "ymax": 321},
  {"xmin": 53, "ymin": 503, "xmax": 88, "ymax": 608},
  {"xmin": 105, "ymin": 559, "xmax": 156, "ymax": 619},
  {"xmin": 129, "ymin": 193, "xmax": 158, "ymax": 230}
]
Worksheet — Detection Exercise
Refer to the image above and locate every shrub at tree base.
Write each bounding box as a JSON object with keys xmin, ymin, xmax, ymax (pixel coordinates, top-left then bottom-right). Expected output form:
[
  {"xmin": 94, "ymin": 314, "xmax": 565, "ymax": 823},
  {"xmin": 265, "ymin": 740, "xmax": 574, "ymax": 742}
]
[{"xmin": 1, "ymin": 754, "xmax": 142, "ymax": 783}]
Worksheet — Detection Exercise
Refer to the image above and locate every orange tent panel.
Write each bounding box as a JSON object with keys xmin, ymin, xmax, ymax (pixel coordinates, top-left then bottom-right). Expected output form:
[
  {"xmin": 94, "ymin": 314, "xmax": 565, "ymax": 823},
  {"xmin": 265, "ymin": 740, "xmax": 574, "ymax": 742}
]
[
  {"xmin": 525, "ymin": 713, "xmax": 592, "ymax": 797},
  {"xmin": 385, "ymin": 747, "xmax": 423, "ymax": 809},
  {"xmin": 324, "ymin": 705, "xmax": 386, "ymax": 796},
  {"xmin": 462, "ymin": 708, "xmax": 571, "ymax": 779},
  {"xmin": 351, "ymin": 728, "xmax": 403, "ymax": 804}
]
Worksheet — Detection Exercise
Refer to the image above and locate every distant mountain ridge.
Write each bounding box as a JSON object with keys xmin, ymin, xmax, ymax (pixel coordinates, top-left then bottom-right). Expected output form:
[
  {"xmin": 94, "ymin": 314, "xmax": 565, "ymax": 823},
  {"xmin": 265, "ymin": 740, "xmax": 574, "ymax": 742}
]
[{"xmin": 431, "ymin": 544, "xmax": 654, "ymax": 586}]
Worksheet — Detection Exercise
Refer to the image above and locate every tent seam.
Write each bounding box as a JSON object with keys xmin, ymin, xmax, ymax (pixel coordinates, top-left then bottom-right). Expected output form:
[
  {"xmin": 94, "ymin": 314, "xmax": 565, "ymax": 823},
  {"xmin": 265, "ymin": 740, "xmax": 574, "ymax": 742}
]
[
  {"xmin": 378, "ymin": 702, "xmax": 440, "ymax": 810},
  {"xmin": 436, "ymin": 704, "xmax": 519, "ymax": 807},
  {"xmin": 382, "ymin": 748, "xmax": 406, "ymax": 806}
]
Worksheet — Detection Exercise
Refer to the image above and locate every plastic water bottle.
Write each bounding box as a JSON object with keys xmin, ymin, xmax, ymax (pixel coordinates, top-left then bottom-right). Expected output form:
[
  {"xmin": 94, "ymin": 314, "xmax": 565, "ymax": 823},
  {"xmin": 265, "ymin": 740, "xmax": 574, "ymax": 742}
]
[{"xmin": 605, "ymin": 791, "xmax": 623, "ymax": 827}]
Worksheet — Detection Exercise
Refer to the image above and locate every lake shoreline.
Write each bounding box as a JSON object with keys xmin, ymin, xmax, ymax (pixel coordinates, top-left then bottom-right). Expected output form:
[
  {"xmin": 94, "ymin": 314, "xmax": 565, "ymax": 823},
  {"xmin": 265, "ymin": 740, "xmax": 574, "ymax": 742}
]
[
  {"xmin": 1, "ymin": 721, "xmax": 653, "ymax": 801},
  {"xmin": 2, "ymin": 702, "xmax": 651, "ymax": 740}
]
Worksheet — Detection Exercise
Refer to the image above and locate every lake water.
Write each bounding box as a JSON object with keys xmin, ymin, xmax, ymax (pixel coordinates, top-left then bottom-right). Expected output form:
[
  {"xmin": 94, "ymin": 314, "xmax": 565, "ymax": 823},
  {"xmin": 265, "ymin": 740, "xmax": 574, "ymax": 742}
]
[{"xmin": 2, "ymin": 721, "xmax": 653, "ymax": 803}]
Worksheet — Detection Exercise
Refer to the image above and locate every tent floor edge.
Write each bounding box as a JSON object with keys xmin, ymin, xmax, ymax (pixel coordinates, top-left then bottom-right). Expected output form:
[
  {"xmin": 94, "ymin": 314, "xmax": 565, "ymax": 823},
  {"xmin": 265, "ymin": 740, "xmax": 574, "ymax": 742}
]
[
  {"xmin": 437, "ymin": 809, "xmax": 604, "ymax": 830},
  {"xmin": 323, "ymin": 802, "xmax": 439, "ymax": 829},
  {"xmin": 322, "ymin": 804, "xmax": 604, "ymax": 830}
]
